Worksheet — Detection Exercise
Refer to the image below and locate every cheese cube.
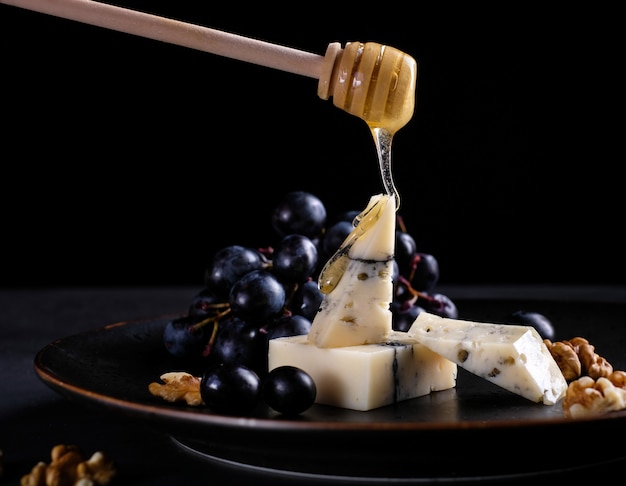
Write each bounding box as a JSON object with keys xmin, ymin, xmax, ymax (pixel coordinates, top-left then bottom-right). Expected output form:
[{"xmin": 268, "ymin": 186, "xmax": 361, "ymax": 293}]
[
  {"xmin": 408, "ymin": 312, "xmax": 568, "ymax": 405},
  {"xmin": 268, "ymin": 331, "xmax": 457, "ymax": 411}
]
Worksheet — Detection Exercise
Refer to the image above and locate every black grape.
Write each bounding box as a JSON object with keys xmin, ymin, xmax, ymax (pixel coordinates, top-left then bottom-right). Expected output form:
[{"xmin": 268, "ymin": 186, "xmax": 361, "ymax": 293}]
[
  {"xmin": 204, "ymin": 245, "xmax": 265, "ymax": 298},
  {"xmin": 200, "ymin": 363, "xmax": 261, "ymax": 415},
  {"xmin": 271, "ymin": 191, "xmax": 327, "ymax": 239},
  {"xmin": 290, "ymin": 279, "xmax": 324, "ymax": 322},
  {"xmin": 262, "ymin": 366, "xmax": 316, "ymax": 416},
  {"xmin": 392, "ymin": 301, "xmax": 425, "ymax": 332},
  {"xmin": 411, "ymin": 253, "xmax": 440, "ymax": 292},
  {"xmin": 322, "ymin": 220, "xmax": 353, "ymax": 255},
  {"xmin": 188, "ymin": 287, "xmax": 223, "ymax": 317},
  {"xmin": 394, "ymin": 231, "xmax": 418, "ymax": 277},
  {"xmin": 210, "ymin": 316, "xmax": 268, "ymax": 376},
  {"xmin": 418, "ymin": 292, "xmax": 458, "ymax": 318},
  {"xmin": 504, "ymin": 310, "xmax": 555, "ymax": 340},
  {"xmin": 163, "ymin": 315, "xmax": 210, "ymax": 360},
  {"xmin": 229, "ymin": 269, "xmax": 286, "ymax": 324},
  {"xmin": 267, "ymin": 314, "xmax": 312, "ymax": 340},
  {"xmin": 272, "ymin": 234, "xmax": 318, "ymax": 284}
]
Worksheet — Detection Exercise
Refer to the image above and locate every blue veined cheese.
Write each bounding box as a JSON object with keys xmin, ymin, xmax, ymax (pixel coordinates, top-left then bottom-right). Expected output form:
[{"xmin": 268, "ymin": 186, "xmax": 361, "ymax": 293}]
[
  {"xmin": 408, "ymin": 312, "xmax": 568, "ymax": 405},
  {"xmin": 307, "ymin": 194, "xmax": 396, "ymax": 348},
  {"xmin": 269, "ymin": 331, "xmax": 457, "ymax": 411}
]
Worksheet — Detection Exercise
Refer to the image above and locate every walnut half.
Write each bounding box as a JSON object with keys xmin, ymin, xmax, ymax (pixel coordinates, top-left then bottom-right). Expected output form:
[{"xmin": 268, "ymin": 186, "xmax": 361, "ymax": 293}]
[
  {"xmin": 148, "ymin": 372, "xmax": 203, "ymax": 406},
  {"xmin": 544, "ymin": 337, "xmax": 613, "ymax": 382},
  {"xmin": 543, "ymin": 340, "xmax": 581, "ymax": 381},
  {"xmin": 20, "ymin": 444, "xmax": 115, "ymax": 486},
  {"xmin": 563, "ymin": 372, "xmax": 626, "ymax": 418}
]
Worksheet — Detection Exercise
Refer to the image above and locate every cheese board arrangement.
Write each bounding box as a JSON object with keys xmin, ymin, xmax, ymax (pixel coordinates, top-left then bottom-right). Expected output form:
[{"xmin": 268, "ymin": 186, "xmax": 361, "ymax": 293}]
[{"xmin": 33, "ymin": 295, "xmax": 626, "ymax": 482}]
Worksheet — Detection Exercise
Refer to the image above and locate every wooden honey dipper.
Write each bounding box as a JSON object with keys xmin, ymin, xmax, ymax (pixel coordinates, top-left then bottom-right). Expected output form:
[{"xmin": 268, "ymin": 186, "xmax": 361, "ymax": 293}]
[{"xmin": 1, "ymin": 0, "xmax": 417, "ymax": 134}]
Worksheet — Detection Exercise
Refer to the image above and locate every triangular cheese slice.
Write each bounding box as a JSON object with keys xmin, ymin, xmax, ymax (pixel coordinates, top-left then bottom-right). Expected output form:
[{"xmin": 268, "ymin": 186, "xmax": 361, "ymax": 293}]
[
  {"xmin": 308, "ymin": 194, "xmax": 395, "ymax": 348},
  {"xmin": 408, "ymin": 312, "xmax": 568, "ymax": 404}
]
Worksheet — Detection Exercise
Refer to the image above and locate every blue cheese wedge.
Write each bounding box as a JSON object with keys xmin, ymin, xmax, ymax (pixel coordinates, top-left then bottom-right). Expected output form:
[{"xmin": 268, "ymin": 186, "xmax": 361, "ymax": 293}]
[
  {"xmin": 408, "ymin": 312, "xmax": 568, "ymax": 405},
  {"xmin": 269, "ymin": 331, "xmax": 457, "ymax": 411},
  {"xmin": 307, "ymin": 194, "xmax": 396, "ymax": 348}
]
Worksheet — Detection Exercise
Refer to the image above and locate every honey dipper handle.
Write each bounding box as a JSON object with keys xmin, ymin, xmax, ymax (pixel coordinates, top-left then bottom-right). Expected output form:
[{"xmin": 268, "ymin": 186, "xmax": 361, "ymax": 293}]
[{"xmin": 1, "ymin": 0, "xmax": 329, "ymax": 79}]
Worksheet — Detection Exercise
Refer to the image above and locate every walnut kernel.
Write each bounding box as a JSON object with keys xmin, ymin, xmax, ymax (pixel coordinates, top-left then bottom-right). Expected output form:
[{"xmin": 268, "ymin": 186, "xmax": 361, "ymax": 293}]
[
  {"xmin": 148, "ymin": 371, "xmax": 203, "ymax": 406},
  {"xmin": 545, "ymin": 335, "xmax": 626, "ymax": 418},
  {"xmin": 545, "ymin": 336, "xmax": 614, "ymax": 382},
  {"xmin": 543, "ymin": 339, "xmax": 581, "ymax": 381},
  {"xmin": 76, "ymin": 452, "xmax": 116, "ymax": 485},
  {"xmin": 20, "ymin": 445, "xmax": 115, "ymax": 486},
  {"xmin": 563, "ymin": 376, "xmax": 626, "ymax": 418}
]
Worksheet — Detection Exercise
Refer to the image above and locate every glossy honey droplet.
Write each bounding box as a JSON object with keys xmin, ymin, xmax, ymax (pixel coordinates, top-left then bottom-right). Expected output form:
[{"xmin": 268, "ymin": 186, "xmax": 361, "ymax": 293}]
[{"xmin": 318, "ymin": 196, "xmax": 389, "ymax": 293}]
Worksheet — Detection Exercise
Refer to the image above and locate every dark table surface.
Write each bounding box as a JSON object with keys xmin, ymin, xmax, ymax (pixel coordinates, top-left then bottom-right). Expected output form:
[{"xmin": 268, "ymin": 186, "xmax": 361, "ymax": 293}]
[{"xmin": 2, "ymin": 285, "xmax": 626, "ymax": 485}]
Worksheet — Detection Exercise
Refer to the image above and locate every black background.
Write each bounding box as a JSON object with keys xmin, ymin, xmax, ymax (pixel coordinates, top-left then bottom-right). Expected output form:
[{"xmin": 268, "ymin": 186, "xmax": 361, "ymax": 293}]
[{"xmin": 1, "ymin": 3, "xmax": 622, "ymax": 287}]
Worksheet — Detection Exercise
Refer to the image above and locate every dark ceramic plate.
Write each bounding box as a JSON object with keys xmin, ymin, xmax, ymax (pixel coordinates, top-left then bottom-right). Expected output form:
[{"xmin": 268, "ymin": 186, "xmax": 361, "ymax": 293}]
[{"xmin": 34, "ymin": 298, "xmax": 626, "ymax": 483}]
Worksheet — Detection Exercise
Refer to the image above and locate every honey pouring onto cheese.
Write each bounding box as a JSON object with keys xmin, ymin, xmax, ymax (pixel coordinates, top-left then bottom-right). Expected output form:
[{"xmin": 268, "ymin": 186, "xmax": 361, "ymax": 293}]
[
  {"xmin": 12, "ymin": 0, "xmax": 568, "ymax": 411},
  {"xmin": 268, "ymin": 42, "xmax": 459, "ymax": 411},
  {"xmin": 269, "ymin": 43, "xmax": 568, "ymax": 411},
  {"xmin": 307, "ymin": 42, "xmax": 416, "ymax": 347}
]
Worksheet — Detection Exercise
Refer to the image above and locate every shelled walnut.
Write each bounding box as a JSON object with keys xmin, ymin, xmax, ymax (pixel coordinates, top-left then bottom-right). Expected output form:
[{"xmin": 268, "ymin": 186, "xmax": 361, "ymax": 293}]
[
  {"xmin": 563, "ymin": 371, "xmax": 626, "ymax": 418},
  {"xmin": 545, "ymin": 337, "xmax": 626, "ymax": 418},
  {"xmin": 544, "ymin": 337, "xmax": 613, "ymax": 381},
  {"xmin": 20, "ymin": 444, "xmax": 115, "ymax": 486},
  {"xmin": 148, "ymin": 371, "xmax": 203, "ymax": 406}
]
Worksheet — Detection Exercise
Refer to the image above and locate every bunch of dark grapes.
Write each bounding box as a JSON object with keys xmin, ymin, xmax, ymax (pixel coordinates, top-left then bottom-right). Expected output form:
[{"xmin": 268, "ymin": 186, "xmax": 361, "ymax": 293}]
[{"xmin": 162, "ymin": 190, "xmax": 459, "ymax": 415}]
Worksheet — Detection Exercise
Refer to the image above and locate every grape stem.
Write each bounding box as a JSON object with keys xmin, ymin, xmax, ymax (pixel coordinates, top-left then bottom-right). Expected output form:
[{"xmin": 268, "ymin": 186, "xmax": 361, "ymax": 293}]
[
  {"xmin": 190, "ymin": 305, "xmax": 231, "ymax": 358},
  {"xmin": 396, "ymin": 274, "xmax": 440, "ymax": 307},
  {"xmin": 202, "ymin": 318, "xmax": 222, "ymax": 357},
  {"xmin": 408, "ymin": 253, "xmax": 423, "ymax": 283},
  {"xmin": 190, "ymin": 304, "xmax": 230, "ymax": 331},
  {"xmin": 396, "ymin": 214, "xmax": 408, "ymax": 234}
]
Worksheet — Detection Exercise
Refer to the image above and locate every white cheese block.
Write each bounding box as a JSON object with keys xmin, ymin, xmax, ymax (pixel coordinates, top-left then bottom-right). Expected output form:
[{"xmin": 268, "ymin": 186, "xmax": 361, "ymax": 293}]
[
  {"xmin": 308, "ymin": 194, "xmax": 396, "ymax": 348},
  {"xmin": 269, "ymin": 331, "xmax": 457, "ymax": 411},
  {"xmin": 408, "ymin": 312, "xmax": 568, "ymax": 405}
]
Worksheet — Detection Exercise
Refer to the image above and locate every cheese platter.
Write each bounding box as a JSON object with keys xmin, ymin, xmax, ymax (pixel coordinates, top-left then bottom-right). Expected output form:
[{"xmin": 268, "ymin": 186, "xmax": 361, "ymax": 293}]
[{"xmin": 33, "ymin": 295, "xmax": 626, "ymax": 482}]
